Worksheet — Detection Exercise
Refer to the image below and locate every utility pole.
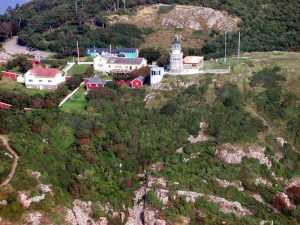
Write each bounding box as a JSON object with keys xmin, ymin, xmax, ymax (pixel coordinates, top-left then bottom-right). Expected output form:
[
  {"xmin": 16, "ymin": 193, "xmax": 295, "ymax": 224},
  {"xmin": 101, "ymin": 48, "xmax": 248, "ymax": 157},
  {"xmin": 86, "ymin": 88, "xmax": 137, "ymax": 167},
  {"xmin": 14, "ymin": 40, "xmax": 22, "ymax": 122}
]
[
  {"xmin": 122, "ymin": 0, "xmax": 126, "ymax": 10},
  {"xmin": 238, "ymin": 31, "xmax": 241, "ymax": 59},
  {"xmin": 75, "ymin": 1, "xmax": 78, "ymax": 13},
  {"xmin": 77, "ymin": 41, "xmax": 80, "ymax": 63},
  {"xmin": 224, "ymin": 32, "xmax": 227, "ymax": 64}
]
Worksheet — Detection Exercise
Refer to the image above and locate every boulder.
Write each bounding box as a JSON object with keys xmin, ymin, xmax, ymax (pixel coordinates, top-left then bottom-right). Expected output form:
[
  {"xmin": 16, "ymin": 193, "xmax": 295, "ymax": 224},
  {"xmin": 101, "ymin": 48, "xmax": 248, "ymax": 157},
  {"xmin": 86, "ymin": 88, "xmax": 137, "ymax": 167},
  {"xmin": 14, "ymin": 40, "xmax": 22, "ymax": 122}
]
[
  {"xmin": 18, "ymin": 192, "xmax": 46, "ymax": 208},
  {"xmin": 272, "ymin": 192, "xmax": 295, "ymax": 211},
  {"xmin": 285, "ymin": 178, "xmax": 300, "ymax": 201}
]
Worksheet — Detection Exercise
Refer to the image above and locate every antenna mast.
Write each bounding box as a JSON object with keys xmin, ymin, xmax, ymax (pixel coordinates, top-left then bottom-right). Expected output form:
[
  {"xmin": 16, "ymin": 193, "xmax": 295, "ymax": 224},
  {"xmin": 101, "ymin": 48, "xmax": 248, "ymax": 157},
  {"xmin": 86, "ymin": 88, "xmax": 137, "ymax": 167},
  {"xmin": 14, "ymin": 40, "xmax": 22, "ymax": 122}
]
[
  {"xmin": 238, "ymin": 31, "xmax": 241, "ymax": 59},
  {"xmin": 224, "ymin": 32, "xmax": 227, "ymax": 64},
  {"xmin": 77, "ymin": 41, "xmax": 80, "ymax": 63}
]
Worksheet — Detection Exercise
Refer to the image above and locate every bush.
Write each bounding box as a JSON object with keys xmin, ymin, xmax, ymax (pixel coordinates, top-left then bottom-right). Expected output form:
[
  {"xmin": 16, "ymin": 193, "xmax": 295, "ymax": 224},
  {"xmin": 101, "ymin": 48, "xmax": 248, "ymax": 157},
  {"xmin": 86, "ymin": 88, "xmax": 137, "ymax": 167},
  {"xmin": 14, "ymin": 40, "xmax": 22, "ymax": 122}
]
[
  {"xmin": 158, "ymin": 5, "xmax": 175, "ymax": 14},
  {"xmin": 161, "ymin": 100, "xmax": 178, "ymax": 115}
]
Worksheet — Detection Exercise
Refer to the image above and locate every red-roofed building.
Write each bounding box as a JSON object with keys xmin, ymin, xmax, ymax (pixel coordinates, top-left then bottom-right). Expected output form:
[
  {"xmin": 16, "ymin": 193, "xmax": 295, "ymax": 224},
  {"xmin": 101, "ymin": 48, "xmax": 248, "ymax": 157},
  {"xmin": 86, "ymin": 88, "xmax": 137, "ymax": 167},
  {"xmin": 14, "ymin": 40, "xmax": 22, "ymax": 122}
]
[
  {"xmin": 130, "ymin": 76, "xmax": 145, "ymax": 88},
  {"xmin": 0, "ymin": 102, "xmax": 12, "ymax": 108},
  {"xmin": 24, "ymin": 65, "xmax": 65, "ymax": 90}
]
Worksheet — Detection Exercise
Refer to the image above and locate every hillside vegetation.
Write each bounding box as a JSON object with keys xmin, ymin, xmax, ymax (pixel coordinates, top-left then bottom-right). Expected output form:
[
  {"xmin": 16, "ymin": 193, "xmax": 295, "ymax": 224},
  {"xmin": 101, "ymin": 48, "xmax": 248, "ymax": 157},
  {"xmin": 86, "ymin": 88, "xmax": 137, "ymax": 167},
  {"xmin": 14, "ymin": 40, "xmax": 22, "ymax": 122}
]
[
  {"xmin": 0, "ymin": 52, "xmax": 299, "ymax": 224},
  {"xmin": 0, "ymin": 0, "xmax": 298, "ymax": 57}
]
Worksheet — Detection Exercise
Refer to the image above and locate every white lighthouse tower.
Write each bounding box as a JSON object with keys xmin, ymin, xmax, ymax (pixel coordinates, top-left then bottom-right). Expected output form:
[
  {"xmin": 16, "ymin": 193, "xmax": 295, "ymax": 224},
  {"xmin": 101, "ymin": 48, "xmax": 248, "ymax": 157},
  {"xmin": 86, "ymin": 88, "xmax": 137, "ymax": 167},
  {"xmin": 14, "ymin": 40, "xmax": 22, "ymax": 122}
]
[{"xmin": 169, "ymin": 35, "xmax": 183, "ymax": 74}]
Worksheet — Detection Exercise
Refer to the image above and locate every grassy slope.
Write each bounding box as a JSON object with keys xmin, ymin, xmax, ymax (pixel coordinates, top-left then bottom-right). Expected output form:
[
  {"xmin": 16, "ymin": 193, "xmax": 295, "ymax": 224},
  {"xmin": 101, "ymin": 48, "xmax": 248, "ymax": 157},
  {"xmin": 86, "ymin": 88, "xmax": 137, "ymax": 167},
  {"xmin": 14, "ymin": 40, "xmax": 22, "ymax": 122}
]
[
  {"xmin": 60, "ymin": 86, "xmax": 88, "ymax": 113},
  {"xmin": 0, "ymin": 78, "xmax": 53, "ymax": 96}
]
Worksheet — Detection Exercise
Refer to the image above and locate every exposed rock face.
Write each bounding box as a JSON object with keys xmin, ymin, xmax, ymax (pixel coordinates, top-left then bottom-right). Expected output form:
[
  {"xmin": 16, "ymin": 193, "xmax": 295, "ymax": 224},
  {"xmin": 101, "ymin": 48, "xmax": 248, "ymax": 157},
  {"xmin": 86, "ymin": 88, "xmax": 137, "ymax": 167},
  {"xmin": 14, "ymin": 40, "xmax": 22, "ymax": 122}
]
[
  {"xmin": 180, "ymin": 216, "xmax": 191, "ymax": 225},
  {"xmin": 276, "ymin": 137, "xmax": 287, "ymax": 147},
  {"xmin": 150, "ymin": 80, "xmax": 197, "ymax": 91},
  {"xmin": 28, "ymin": 212, "xmax": 42, "ymax": 225},
  {"xmin": 207, "ymin": 195, "xmax": 252, "ymax": 217},
  {"xmin": 148, "ymin": 176, "xmax": 167, "ymax": 188},
  {"xmin": 251, "ymin": 194, "xmax": 266, "ymax": 204},
  {"xmin": 182, "ymin": 152, "xmax": 201, "ymax": 163},
  {"xmin": 127, "ymin": 176, "xmax": 169, "ymax": 225},
  {"xmin": 215, "ymin": 178, "xmax": 244, "ymax": 191},
  {"xmin": 66, "ymin": 200, "xmax": 108, "ymax": 225},
  {"xmin": 254, "ymin": 177, "xmax": 273, "ymax": 187},
  {"xmin": 155, "ymin": 189, "xmax": 169, "ymax": 205},
  {"xmin": 151, "ymin": 162, "xmax": 165, "ymax": 171},
  {"xmin": 215, "ymin": 144, "xmax": 272, "ymax": 168},
  {"xmin": 285, "ymin": 178, "xmax": 300, "ymax": 201},
  {"xmin": 18, "ymin": 192, "xmax": 46, "ymax": 208},
  {"xmin": 176, "ymin": 190, "xmax": 204, "ymax": 203},
  {"xmin": 110, "ymin": 4, "xmax": 238, "ymax": 32},
  {"xmin": 175, "ymin": 147, "xmax": 184, "ymax": 154},
  {"xmin": 126, "ymin": 186, "xmax": 148, "ymax": 225},
  {"xmin": 144, "ymin": 208, "xmax": 167, "ymax": 225},
  {"xmin": 188, "ymin": 133, "xmax": 208, "ymax": 144},
  {"xmin": 272, "ymin": 192, "xmax": 295, "ymax": 211},
  {"xmin": 0, "ymin": 200, "xmax": 7, "ymax": 206},
  {"xmin": 38, "ymin": 184, "xmax": 53, "ymax": 196}
]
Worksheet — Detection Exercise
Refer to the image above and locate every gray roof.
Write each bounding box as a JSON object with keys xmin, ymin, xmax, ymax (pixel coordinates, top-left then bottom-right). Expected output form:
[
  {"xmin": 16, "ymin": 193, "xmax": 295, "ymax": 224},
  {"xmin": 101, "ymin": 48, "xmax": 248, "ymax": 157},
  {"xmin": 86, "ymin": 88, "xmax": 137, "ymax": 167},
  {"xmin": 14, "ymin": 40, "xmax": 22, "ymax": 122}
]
[
  {"xmin": 87, "ymin": 48, "xmax": 138, "ymax": 54},
  {"xmin": 132, "ymin": 76, "xmax": 145, "ymax": 83},
  {"xmin": 87, "ymin": 76, "xmax": 106, "ymax": 85},
  {"xmin": 107, "ymin": 57, "xmax": 144, "ymax": 65}
]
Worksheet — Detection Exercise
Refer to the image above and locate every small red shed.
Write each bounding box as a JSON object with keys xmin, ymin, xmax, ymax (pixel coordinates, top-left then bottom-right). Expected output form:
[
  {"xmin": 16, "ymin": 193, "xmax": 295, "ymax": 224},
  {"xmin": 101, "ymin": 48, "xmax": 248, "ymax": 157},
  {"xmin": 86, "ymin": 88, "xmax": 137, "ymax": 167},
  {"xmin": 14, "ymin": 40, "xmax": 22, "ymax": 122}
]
[
  {"xmin": 2, "ymin": 71, "xmax": 21, "ymax": 80},
  {"xmin": 130, "ymin": 76, "xmax": 145, "ymax": 88},
  {"xmin": 86, "ymin": 76, "xmax": 107, "ymax": 91},
  {"xmin": 0, "ymin": 102, "xmax": 12, "ymax": 108}
]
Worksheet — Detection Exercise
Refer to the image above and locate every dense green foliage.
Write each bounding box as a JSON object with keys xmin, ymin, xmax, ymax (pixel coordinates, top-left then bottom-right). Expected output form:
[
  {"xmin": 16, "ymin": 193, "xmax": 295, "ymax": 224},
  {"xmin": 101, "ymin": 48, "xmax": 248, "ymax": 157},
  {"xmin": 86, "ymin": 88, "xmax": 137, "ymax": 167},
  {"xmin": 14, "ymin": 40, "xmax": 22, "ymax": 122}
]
[
  {"xmin": 251, "ymin": 67, "xmax": 300, "ymax": 146},
  {"xmin": 0, "ymin": 0, "xmax": 298, "ymax": 57}
]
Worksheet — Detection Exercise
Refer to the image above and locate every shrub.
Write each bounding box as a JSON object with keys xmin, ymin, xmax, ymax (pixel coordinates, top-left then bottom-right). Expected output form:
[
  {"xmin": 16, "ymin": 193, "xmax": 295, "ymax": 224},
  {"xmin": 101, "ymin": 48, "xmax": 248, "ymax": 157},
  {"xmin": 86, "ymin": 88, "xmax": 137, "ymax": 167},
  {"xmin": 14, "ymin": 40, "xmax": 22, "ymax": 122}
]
[{"xmin": 158, "ymin": 5, "xmax": 175, "ymax": 14}]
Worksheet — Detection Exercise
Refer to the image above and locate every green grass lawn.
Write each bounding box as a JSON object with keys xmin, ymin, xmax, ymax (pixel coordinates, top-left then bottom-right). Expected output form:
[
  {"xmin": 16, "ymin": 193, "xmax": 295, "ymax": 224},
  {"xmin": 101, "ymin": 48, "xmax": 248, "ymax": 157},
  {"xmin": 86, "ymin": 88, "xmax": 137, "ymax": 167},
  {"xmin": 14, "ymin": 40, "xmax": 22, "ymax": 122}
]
[
  {"xmin": 60, "ymin": 86, "xmax": 88, "ymax": 113},
  {"xmin": 67, "ymin": 64, "xmax": 92, "ymax": 76},
  {"xmin": 204, "ymin": 57, "xmax": 250, "ymax": 70},
  {"xmin": 0, "ymin": 78, "xmax": 53, "ymax": 96}
]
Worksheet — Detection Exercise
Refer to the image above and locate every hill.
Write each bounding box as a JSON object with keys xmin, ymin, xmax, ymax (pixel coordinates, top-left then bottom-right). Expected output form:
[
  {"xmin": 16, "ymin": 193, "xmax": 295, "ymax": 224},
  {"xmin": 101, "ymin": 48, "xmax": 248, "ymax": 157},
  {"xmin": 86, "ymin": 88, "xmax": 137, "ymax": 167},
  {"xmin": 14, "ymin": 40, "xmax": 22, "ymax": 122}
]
[
  {"xmin": 0, "ymin": 52, "xmax": 300, "ymax": 224},
  {"xmin": 0, "ymin": 0, "xmax": 299, "ymax": 57}
]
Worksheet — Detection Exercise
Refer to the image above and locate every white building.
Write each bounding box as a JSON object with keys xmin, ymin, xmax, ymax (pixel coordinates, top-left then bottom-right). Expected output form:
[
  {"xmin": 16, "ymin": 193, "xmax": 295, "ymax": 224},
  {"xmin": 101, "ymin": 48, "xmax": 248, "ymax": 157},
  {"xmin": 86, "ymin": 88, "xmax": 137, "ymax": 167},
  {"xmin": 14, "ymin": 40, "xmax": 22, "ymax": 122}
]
[
  {"xmin": 169, "ymin": 35, "xmax": 184, "ymax": 74},
  {"xmin": 23, "ymin": 65, "xmax": 65, "ymax": 90},
  {"xmin": 150, "ymin": 66, "xmax": 165, "ymax": 85},
  {"xmin": 93, "ymin": 53, "xmax": 147, "ymax": 74},
  {"xmin": 168, "ymin": 35, "xmax": 204, "ymax": 75}
]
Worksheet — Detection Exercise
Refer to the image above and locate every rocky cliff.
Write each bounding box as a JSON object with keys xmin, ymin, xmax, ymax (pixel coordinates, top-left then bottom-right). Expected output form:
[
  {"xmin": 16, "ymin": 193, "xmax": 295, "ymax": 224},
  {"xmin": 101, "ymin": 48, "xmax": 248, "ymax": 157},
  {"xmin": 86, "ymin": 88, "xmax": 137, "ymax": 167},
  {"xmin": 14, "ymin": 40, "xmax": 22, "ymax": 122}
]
[{"xmin": 110, "ymin": 4, "xmax": 239, "ymax": 32}]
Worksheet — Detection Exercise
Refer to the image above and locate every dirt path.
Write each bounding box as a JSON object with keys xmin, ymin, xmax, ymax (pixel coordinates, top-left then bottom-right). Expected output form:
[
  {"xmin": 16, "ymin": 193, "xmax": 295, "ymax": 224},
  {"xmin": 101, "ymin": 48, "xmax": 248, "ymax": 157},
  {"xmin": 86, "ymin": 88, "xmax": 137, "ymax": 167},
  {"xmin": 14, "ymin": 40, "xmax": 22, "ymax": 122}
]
[{"xmin": 0, "ymin": 135, "xmax": 19, "ymax": 188}]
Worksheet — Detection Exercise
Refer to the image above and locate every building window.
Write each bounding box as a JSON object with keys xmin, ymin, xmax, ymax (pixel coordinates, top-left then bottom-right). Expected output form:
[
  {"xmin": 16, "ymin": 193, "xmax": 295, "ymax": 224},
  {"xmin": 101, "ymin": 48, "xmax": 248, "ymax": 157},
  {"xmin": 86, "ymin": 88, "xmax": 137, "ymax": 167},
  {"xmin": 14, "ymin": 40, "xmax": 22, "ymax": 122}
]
[
  {"xmin": 48, "ymin": 80, "xmax": 52, "ymax": 82},
  {"xmin": 39, "ymin": 80, "xmax": 43, "ymax": 82},
  {"xmin": 29, "ymin": 79, "xmax": 33, "ymax": 82}
]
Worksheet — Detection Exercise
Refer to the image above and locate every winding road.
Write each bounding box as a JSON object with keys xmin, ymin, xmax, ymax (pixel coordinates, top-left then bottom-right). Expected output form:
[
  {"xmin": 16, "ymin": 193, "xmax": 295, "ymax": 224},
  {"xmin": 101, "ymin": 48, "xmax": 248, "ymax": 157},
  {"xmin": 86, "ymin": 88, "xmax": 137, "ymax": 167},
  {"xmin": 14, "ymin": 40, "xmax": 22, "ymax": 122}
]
[
  {"xmin": 0, "ymin": 135, "xmax": 19, "ymax": 188},
  {"xmin": 3, "ymin": 38, "xmax": 54, "ymax": 59}
]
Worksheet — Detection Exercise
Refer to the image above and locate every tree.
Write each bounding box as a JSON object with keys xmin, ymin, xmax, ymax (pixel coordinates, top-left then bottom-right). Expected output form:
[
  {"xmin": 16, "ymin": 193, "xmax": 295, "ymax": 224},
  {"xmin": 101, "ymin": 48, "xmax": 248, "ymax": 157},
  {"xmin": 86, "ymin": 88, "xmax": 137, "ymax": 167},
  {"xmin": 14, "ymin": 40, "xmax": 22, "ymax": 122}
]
[
  {"xmin": 66, "ymin": 75, "xmax": 82, "ymax": 90},
  {"xmin": 140, "ymin": 48, "xmax": 161, "ymax": 64}
]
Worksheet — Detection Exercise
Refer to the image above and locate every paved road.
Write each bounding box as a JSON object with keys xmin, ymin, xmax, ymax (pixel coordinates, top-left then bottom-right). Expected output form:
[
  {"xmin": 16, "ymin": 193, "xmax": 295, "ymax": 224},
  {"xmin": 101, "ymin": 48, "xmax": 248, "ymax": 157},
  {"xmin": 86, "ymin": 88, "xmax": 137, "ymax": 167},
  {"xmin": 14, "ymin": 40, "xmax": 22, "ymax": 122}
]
[
  {"xmin": 4, "ymin": 38, "xmax": 54, "ymax": 59},
  {"xmin": 0, "ymin": 135, "xmax": 19, "ymax": 188}
]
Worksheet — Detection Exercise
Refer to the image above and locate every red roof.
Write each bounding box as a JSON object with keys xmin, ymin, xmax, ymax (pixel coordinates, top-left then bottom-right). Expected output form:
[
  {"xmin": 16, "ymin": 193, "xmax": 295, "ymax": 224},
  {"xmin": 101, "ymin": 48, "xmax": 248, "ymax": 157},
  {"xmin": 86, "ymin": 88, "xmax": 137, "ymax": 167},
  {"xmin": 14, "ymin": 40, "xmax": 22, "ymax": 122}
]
[{"xmin": 29, "ymin": 65, "xmax": 60, "ymax": 78}]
